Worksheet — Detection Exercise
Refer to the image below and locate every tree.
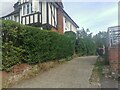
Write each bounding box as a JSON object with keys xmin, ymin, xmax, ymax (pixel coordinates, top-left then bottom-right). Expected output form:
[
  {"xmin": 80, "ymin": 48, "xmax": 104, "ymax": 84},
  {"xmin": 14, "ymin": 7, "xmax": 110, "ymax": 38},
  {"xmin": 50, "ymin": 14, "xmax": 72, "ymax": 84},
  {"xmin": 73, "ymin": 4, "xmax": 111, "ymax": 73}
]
[
  {"xmin": 76, "ymin": 28, "xmax": 96, "ymax": 56},
  {"xmin": 93, "ymin": 31, "xmax": 107, "ymax": 48}
]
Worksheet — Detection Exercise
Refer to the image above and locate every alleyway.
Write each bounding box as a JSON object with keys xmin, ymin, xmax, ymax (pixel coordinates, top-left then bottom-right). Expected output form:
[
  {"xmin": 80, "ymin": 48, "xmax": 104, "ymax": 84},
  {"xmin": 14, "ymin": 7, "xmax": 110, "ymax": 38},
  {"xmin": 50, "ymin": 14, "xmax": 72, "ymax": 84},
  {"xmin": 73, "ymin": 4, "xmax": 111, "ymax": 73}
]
[{"xmin": 11, "ymin": 56, "xmax": 97, "ymax": 88}]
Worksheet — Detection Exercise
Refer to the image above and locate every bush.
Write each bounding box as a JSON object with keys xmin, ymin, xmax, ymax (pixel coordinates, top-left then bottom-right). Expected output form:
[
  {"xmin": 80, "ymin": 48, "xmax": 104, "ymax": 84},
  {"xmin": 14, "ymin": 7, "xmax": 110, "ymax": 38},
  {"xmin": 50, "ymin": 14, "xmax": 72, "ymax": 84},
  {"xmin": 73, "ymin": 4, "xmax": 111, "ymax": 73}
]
[
  {"xmin": 75, "ymin": 37, "xmax": 96, "ymax": 56},
  {"xmin": 23, "ymin": 29, "xmax": 74, "ymax": 63},
  {"xmin": 1, "ymin": 20, "xmax": 74, "ymax": 70},
  {"xmin": 75, "ymin": 38, "xmax": 87, "ymax": 56},
  {"xmin": 64, "ymin": 31, "xmax": 76, "ymax": 54},
  {"xmin": 1, "ymin": 20, "xmax": 26, "ymax": 70}
]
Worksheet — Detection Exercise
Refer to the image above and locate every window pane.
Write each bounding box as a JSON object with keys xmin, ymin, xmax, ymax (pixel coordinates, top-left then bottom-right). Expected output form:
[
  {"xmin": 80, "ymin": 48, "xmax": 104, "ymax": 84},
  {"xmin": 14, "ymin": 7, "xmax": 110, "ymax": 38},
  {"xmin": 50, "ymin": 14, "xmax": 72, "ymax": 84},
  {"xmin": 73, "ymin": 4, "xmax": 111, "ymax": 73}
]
[
  {"xmin": 23, "ymin": 5, "xmax": 25, "ymax": 15},
  {"xmin": 27, "ymin": 4, "xmax": 29, "ymax": 14}
]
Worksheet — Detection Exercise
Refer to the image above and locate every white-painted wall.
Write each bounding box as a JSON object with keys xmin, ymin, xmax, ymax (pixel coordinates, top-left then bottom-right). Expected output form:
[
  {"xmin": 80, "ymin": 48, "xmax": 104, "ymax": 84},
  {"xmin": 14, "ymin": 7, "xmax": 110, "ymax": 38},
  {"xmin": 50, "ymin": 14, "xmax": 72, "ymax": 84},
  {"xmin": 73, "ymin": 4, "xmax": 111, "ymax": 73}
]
[
  {"xmin": 19, "ymin": 9, "xmax": 22, "ymax": 23},
  {"xmin": 48, "ymin": 3, "xmax": 57, "ymax": 27},
  {"xmin": 30, "ymin": 15, "xmax": 33, "ymax": 23},
  {"xmin": 63, "ymin": 16, "xmax": 77, "ymax": 33},
  {"xmin": 42, "ymin": 2, "xmax": 47, "ymax": 24},
  {"xmin": 32, "ymin": 0, "xmax": 39, "ymax": 12},
  {"xmin": 22, "ymin": 17, "xmax": 25, "ymax": 24},
  {"xmin": 34, "ymin": 13, "xmax": 38, "ymax": 22}
]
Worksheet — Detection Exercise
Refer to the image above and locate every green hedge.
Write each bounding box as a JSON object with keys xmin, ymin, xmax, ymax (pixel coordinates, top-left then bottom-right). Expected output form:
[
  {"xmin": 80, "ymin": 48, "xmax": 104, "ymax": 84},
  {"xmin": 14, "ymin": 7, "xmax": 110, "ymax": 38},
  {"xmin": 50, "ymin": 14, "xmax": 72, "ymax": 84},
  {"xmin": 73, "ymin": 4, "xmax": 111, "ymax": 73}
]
[
  {"xmin": 1, "ymin": 20, "xmax": 74, "ymax": 70},
  {"xmin": 75, "ymin": 38, "xmax": 96, "ymax": 56}
]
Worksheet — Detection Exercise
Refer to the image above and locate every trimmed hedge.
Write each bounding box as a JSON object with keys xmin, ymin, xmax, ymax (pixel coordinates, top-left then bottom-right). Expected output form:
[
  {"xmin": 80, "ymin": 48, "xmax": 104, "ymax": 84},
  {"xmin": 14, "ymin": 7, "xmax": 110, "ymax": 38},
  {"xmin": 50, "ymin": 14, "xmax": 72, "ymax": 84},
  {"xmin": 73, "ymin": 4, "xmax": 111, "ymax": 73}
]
[
  {"xmin": 64, "ymin": 31, "xmax": 76, "ymax": 54},
  {"xmin": 1, "ymin": 20, "xmax": 74, "ymax": 70},
  {"xmin": 76, "ymin": 37, "xmax": 96, "ymax": 56}
]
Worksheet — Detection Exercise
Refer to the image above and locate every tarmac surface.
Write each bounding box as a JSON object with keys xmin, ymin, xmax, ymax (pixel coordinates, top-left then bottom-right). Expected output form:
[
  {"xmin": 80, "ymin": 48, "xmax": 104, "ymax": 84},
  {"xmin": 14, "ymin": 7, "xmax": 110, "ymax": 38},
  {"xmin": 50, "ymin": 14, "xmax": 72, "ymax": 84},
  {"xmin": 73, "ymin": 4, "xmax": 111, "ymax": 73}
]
[{"xmin": 11, "ymin": 56, "xmax": 97, "ymax": 88}]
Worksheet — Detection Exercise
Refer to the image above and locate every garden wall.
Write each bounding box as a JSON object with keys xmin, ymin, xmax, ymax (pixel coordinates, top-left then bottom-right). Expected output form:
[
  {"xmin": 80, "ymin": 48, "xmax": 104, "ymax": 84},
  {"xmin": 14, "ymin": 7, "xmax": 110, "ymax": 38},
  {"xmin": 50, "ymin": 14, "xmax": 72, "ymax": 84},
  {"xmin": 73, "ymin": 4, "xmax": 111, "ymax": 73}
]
[{"xmin": 108, "ymin": 45, "xmax": 120, "ymax": 74}]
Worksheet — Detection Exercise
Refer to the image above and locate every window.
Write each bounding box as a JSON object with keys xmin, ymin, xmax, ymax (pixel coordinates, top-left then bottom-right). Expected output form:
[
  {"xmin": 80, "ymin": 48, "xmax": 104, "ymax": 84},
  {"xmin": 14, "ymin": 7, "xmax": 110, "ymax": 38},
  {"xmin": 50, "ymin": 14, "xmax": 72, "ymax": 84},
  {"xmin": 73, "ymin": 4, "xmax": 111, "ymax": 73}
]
[
  {"xmin": 70, "ymin": 25, "xmax": 72, "ymax": 31},
  {"xmin": 39, "ymin": 2, "xmax": 41, "ymax": 12},
  {"xmin": 65, "ymin": 19, "xmax": 67, "ymax": 23},
  {"xmin": 14, "ymin": 16, "xmax": 17, "ymax": 22},
  {"xmin": 11, "ymin": 16, "xmax": 13, "ymax": 20},
  {"xmin": 65, "ymin": 19, "xmax": 69, "ymax": 27},
  {"xmin": 23, "ymin": 5, "xmax": 26, "ymax": 15},
  {"xmin": 27, "ymin": 4, "xmax": 29, "ymax": 14},
  {"xmin": 30, "ymin": 2, "xmax": 32, "ymax": 13}
]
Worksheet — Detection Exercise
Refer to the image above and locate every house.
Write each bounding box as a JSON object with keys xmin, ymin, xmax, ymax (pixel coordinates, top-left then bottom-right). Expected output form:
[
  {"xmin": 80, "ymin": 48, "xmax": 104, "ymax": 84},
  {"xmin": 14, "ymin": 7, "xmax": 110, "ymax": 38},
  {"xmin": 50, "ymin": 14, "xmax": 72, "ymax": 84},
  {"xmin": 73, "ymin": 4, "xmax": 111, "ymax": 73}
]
[{"xmin": 1, "ymin": 0, "xmax": 79, "ymax": 34}]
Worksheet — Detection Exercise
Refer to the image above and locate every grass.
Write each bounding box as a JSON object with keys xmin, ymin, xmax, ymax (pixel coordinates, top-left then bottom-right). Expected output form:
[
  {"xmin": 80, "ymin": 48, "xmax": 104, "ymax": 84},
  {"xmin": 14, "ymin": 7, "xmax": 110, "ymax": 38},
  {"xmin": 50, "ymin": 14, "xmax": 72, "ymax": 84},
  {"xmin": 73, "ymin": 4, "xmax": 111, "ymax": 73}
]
[
  {"xmin": 89, "ymin": 56, "xmax": 108, "ymax": 85},
  {"xmin": 94, "ymin": 57, "xmax": 105, "ymax": 78}
]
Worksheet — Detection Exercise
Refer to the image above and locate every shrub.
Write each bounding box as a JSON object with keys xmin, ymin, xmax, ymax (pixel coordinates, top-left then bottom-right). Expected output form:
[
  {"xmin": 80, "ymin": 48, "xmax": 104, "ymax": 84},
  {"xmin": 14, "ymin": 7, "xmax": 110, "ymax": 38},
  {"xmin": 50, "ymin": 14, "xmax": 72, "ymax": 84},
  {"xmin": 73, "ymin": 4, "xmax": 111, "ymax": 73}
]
[
  {"xmin": 64, "ymin": 31, "xmax": 76, "ymax": 54},
  {"xmin": 75, "ymin": 38, "xmax": 87, "ymax": 56},
  {"xmin": 75, "ymin": 37, "xmax": 96, "ymax": 56},
  {"xmin": 1, "ymin": 20, "xmax": 26, "ymax": 70},
  {"xmin": 23, "ymin": 29, "xmax": 74, "ymax": 63},
  {"xmin": 1, "ymin": 20, "xmax": 74, "ymax": 70}
]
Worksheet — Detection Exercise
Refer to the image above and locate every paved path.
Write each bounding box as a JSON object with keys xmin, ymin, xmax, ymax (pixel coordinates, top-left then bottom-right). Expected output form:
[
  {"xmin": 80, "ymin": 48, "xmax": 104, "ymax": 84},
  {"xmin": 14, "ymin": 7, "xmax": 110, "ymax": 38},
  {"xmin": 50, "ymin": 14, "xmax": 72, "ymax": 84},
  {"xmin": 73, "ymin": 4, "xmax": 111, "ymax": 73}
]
[
  {"xmin": 101, "ymin": 77, "xmax": 119, "ymax": 88},
  {"xmin": 12, "ymin": 56, "xmax": 97, "ymax": 88}
]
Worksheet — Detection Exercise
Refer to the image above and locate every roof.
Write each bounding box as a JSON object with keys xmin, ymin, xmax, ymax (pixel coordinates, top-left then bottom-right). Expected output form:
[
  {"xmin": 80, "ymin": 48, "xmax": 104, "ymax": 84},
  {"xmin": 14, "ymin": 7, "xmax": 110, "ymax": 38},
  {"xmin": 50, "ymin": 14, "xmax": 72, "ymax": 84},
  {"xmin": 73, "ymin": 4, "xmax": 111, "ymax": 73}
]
[
  {"xmin": 55, "ymin": 2, "xmax": 79, "ymax": 28},
  {"xmin": 63, "ymin": 10, "xmax": 79, "ymax": 28},
  {"xmin": 108, "ymin": 26, "xmax": 120, "ymax": 29},
  {"xmin": 2, "ymin": 9, "xmax": 20, "ymax": 18},
  {"xmin": 1, "ymin": 1, "xmax": 79, "ymax": 28}
]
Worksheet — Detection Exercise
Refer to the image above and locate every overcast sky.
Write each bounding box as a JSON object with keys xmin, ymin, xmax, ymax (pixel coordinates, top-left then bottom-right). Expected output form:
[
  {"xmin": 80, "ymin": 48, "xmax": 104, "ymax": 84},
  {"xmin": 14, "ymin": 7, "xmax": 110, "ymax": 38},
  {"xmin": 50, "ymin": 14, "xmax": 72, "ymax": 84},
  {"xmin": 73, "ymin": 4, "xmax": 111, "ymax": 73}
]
[{"xmin": 0, "ymin": 0, "xmax": 119, "ymax": 34}]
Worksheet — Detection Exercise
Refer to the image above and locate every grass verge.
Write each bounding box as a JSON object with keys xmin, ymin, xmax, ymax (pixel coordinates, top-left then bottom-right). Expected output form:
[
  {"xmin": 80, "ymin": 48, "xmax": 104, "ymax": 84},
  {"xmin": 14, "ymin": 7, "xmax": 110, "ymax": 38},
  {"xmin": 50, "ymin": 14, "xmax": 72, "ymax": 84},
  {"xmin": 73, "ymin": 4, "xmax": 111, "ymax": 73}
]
[{"xmin": 89, "ymin": 56, "xmax": 108, "ymax": 87}]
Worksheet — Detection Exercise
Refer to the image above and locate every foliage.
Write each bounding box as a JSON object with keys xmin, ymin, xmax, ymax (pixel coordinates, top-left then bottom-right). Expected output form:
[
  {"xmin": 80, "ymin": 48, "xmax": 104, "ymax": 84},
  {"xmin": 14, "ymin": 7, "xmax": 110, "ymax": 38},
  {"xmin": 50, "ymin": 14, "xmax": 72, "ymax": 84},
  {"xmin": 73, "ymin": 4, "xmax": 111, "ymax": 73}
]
[
  {"xmin": 1, "ymin": 20, "xmax": 105, "ymax": 70},
  {"xmin": 93, "ymin": 31, "xmax": 107, "ymax": 48},
  {"xmin": 64, "ymin": 31, "xmax": 76, "ymax": 54},
  {"xmin": 23, "ymin": 29, "xmax": 74, "ymax": 63},
  {"xmin": 94, "ymin": 56, "xmax": 106, "ymax": 78},
  {"xmin": 1, "ymin": 20, "xmax": 74, "ymax": 70},
  {"xmin": 1, "ymin": 20, "xmax": 26, "ymax": 70},
  {"xmin": 76, "ymin": 28, "xmax": 96, "ymax": 56}
]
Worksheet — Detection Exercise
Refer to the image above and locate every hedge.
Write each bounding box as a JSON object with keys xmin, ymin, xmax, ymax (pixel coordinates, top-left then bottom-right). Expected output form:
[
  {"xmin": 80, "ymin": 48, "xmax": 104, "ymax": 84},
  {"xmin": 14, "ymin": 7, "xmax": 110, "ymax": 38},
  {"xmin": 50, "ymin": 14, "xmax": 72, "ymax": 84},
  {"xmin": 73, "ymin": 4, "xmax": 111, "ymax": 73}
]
[
  {"xmin": 75, "ymin": 37, "xmax": 96, "ymax": 56},
  {"xmin": 64, "ymin": 31, "xmax": 76, "ymax": 54},
  {"xmin": 1, "ymin": 20, "xmax": 74, "ymax": 70}
]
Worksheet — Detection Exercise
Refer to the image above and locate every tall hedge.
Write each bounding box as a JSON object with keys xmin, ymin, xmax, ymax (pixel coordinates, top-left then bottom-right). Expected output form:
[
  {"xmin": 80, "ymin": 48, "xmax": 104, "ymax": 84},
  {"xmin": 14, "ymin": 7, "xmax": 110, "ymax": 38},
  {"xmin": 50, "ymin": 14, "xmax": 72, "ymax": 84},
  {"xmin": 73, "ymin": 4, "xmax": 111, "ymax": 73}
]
[
  {"xmin": 64, "ymin": 31, "xmax": 76, "ymax": 54},
  {"xmin": 1, "ymin": 20, "xmax": 26, "ymax": 70},
  {"xmin": 1, "ymin": 20, "xmax": 74, "ymax": 70},
  {"xmin": 75, "ymin": 37, "xmax": 96, "ymax": 56}
]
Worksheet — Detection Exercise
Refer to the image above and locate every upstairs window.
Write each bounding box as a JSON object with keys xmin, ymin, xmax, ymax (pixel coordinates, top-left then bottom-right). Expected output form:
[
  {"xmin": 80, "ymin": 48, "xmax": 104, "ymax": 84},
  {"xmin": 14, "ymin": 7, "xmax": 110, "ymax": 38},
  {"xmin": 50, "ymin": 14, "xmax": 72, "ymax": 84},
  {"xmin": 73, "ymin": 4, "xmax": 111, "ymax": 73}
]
[
  {"xmin": 65, "ymin": 19, "xmax": 69, "ymax": 28},
  {"xmin": 27, "ymin": 4, "xmax": 29, "ymax": 14},
  {"xmin": 70, "ymin": 25, "xmax": 72, "ymax": 31},
  {"xmin": 30, "ymin": 2, "xmax": 32, "ymax": 13},
  {"xmin": 23, "ymin": 5, "xmax": 26, "ymax": 15},
  {"xmin": 39, "ymin": 2, "xmax": 42, "ymax": 12}
]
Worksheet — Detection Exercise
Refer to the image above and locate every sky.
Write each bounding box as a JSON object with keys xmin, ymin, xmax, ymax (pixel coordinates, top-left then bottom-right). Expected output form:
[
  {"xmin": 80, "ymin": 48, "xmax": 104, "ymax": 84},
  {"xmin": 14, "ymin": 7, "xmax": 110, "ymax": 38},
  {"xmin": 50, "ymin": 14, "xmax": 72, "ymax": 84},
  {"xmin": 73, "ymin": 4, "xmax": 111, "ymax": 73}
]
[{"xmin": 0, "ymin": 0, "xmax": 119, "ymax": 35}]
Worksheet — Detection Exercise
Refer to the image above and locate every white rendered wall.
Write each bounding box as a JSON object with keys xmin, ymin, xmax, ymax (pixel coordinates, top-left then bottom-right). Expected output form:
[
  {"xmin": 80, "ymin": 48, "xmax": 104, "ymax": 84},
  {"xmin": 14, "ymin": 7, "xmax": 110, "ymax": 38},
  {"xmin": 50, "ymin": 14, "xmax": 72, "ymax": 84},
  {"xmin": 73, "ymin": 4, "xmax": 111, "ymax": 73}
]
[
  {"xmin": 42, "ymin": 2, "xmax": 47, "ymax": 24},
  {"xmin": 63, "ymin": 16, "xmax": 77, "ymax": 33},
  {"xmin": 48, "ymin": 3, "xmax": 57, "ymax": 27}
]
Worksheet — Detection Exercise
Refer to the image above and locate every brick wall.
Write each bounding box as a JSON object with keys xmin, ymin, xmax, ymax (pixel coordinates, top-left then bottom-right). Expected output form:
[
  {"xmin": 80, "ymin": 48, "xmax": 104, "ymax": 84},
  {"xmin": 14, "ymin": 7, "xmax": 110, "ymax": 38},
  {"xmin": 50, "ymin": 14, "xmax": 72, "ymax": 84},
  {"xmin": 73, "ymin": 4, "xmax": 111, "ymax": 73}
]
[
  {"xmin": 50, "ymin": 8, "xmax": 64, "ymax": 34},
  {"xmin": 107, "ymin": 45, "xmax": 120, "ymax": 73},
  {"xmin": 51, "ymin": 27, "xmax": 58, "ymax": 33},
  {"xmin": 56, "ymin": 8, "xmax": 64, "ymax": 34}
]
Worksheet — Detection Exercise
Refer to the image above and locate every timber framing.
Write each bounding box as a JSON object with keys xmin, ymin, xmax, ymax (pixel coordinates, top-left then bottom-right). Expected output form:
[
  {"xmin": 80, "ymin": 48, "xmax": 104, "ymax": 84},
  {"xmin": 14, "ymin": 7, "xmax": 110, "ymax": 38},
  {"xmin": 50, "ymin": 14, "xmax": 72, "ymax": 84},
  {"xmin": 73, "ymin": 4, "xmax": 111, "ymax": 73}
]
[{"xmin": 1, "ymin": 0, "xmax": 79, "ymax": 33}]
